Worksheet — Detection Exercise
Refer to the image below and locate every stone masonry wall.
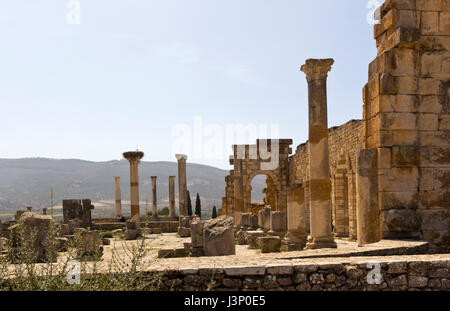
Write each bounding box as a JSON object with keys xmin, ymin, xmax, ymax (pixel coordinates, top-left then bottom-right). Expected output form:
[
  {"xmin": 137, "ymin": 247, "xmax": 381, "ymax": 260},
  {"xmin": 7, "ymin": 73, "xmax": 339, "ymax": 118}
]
[
  {"xmin": 362, "ymin": 0, "xmax": 450, "ymax": 252},
  {"xmin": 153, "ymin": 258, "xmax": 449, "ymax": 291}
]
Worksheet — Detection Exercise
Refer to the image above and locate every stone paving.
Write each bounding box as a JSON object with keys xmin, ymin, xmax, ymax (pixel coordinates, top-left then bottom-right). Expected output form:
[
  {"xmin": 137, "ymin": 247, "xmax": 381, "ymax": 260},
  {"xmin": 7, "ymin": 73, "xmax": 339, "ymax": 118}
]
[{"xmin": 98, "ymin": 233, "xmax": 435, "ymax": 273}]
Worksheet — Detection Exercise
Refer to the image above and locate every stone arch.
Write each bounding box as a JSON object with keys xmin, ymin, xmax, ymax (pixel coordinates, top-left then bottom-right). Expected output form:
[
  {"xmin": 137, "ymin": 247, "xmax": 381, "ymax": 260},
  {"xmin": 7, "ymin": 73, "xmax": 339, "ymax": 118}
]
[
  {"xmin": 227, "ymin": 139, "xmax": 293, "ymax": 221},
  {"xmin": 247, "ymin": 171, "xmax": 281, "ymax": 211}
]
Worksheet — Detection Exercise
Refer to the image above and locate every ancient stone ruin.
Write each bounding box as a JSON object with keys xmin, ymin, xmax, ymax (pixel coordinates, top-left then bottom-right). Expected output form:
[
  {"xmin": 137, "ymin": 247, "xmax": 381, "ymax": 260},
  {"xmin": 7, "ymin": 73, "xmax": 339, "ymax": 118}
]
[{"xmin": 219, "ymin": 1, "xmax": 450, "ymax": 254}]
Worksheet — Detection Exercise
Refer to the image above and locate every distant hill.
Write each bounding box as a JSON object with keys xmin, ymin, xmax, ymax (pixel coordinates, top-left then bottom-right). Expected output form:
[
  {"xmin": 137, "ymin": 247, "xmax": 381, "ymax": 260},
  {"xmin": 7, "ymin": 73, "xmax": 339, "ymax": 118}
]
[{"xmin": 0, "ymin": 158, "xmax": 265, "ymax": 219}]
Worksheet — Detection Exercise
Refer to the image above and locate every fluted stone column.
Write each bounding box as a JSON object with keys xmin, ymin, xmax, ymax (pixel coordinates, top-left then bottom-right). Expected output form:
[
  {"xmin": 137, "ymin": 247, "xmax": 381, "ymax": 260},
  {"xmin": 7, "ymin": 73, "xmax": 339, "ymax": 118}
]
[
  {"xmin": 176, "ymin": 154, "xmax": 188, "ymax": 216},
  {"xmin": 123, "ymin": 151, "xmax": 144, "ymax": 223},
  {"xmin": 169, "ymin": 176, "xmax": 176, "ymax": 217},
  {"xmin": 114, "ymin": 176, "xmax": 122, "ymax": 217},
  {"xmin": 151, "ymin": 176, "xmax": 159, "ymax": 219},
  {"xmin": 301, "ymin": 58, "xmax": 337, "ymax": 249}
]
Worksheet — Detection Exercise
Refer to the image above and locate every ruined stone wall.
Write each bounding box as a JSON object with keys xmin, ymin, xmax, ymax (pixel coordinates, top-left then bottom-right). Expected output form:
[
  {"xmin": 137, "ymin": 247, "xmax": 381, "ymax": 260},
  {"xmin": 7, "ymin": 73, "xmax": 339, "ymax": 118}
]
[
  {"xmin": 152, "ymin": 258, "xmax": 449, "ymax": 291},
  {"xmin": 362, "ymin": 0, "xmax": 450, "ymax": 252},
  {"xmin": 289, "ymin": 120, "xmax": 363, "ymax": 237}
]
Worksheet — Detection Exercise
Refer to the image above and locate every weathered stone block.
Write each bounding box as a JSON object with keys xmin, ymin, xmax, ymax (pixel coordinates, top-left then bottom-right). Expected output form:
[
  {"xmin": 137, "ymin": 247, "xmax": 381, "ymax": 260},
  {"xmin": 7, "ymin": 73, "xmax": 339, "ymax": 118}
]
[
  {"xmin": 392, "ymin": 145, "xmax": 421, "ymax": 167},
  {"xmin": 9, "ymin": 212, "xmax": 57, "ymax": 263},
  {"xmin": 203, "ymin": 216, "xmax": 235, "ymax": 256},
  {"xmin": 418, "ymin": 95, "xmax": 442, "ymax": 113},
  {"xmin": 256, "ymin": 236, "xmax": 281, "ymax": 253},
  {"xmin": 258, "ymin": 207, "xmax": 271, "ymax": 231},
  {"xmin": 246, "ymin": 230, "xmax": 265, "ymax": 249},
  {"xmin": 382, "ymin": 208, "xmax": 421, "ymax": 237},
  {"xmin": 418, "ymin": 113, "xmax": 439, "ymax": 131},
  {"xmin": 269, "ymin": 211, "xmax": 287, "ymax": 237},
  {"xmin": 379, "ymin": 191, "xmax": 419, "ymax": 210},
  {"xmin": 190, "ymin": 222, "xmax": 204, "ymax": 248},
  {"xmin": 75, "ymin": 230, "xmax": 103, "ymax": 259},
  {"xmin": 421, "ymin": 11, "xmax": 439, "ymax": 34},
  {"xmin": 408, "ymin": 276, "xmax": 428, "ymax": 288}
]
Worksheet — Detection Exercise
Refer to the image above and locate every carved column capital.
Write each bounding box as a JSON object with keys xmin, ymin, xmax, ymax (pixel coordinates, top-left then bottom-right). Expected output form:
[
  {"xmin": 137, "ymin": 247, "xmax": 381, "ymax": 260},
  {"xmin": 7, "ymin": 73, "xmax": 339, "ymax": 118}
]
[{"xmin": 301, "ymin": 58, "xmax": 334, "ymax": 82}]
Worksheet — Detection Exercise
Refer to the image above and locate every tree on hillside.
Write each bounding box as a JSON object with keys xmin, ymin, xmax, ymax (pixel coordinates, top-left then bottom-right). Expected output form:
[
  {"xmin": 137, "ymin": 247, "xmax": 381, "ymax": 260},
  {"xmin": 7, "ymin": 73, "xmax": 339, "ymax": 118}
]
[
  {"xmin": 212, "ymin": 206, "xmax": 217, "ymax": 219},
  {"xmin": 187, "ymin": 190, "xmax": 193, "ymax": 216},
  {"xmin": 195, "ymin": 193, "xmax": 201, "ymax": 217}
]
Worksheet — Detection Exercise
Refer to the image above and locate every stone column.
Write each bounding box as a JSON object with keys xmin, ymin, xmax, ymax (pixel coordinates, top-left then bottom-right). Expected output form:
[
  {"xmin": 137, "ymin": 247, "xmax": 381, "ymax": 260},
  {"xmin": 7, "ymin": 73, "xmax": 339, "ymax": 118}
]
[
  {"xmin": 169, "ymin": 176, "xmax": 176, "ymax": 217},
  {"xmin": 301, "ymin": 58, "xmax": 337, "ymax": 249},
  {"xmin": 176, "ymin": 154, "xmax": 188, "ymax": 216},
  {"xmin": 356, "ymin": 148, "xmax": 381, "ymax": 246},
  {"xmin": 282, "ymin": 185, "xmax": 307, "ymax": 251},
  {"xmin": 114, "ymin": 176, "xmax": 122, "ymax": 217},
  {"xmin": 151, "ymin": 176, "xmax": 159, "ymax": 219},
  {"xmin": 123, "ymin": 151, "xmax": 144, "ymax": 223}
]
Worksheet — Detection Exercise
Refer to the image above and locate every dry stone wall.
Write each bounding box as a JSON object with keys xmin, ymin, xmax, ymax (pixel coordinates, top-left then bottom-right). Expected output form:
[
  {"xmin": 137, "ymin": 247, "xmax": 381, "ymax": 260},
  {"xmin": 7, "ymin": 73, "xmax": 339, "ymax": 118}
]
[{"xmin": 153, "ymin": 258, "xmax": 449, "ymax": 291}]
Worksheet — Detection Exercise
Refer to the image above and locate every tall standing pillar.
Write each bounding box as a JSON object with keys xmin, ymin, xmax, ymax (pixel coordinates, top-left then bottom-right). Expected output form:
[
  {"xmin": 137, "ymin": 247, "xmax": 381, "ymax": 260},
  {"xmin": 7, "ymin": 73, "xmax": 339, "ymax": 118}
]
[
  {"xmin": 301, "ymin": 58, "xmax": 337, "ymax": 249},
  {"xmin": 169, "ymin": 176, "xmax": 176, "ymax": 217},
  {"xmin": 176, "ymin": 154, "xmax": 188, "ymax": 216},
  {"xmin": 123, "ymin": 151, "xmax": 144, "ymax": 223},
  {"xmin": 151, "ymin": 176, "xmax": 159, "ymax": 219},
  {"xmin": 114, "ymin": 176, "xmax": 122, "ymax": 217}
]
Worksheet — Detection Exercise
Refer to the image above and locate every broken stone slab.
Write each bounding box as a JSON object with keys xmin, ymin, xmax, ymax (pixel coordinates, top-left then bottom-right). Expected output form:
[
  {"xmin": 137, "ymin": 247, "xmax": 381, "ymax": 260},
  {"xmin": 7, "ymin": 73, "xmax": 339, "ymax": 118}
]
[
  {"xmin": 124, "ymin": 229, "xmax": 138, "ymax": 240},
  {"xmin": 203, "ymin": 216, "xmax": 235, "ymax": 256},
  {"xmin": 257, "ymin": 236, "xmax": 281, "ymax": 253},
  {"xmin": 9, "ymin": 212, "xmax": 57, "ymax": 263},
  {"xmin": 102, "ymin": 237, "xmax": 111, "ymax": 245},
  {"xmin": 236, "ymin": 230, "xmax": 248, "ymax": 245},
  {"xmin": 75, "ymin": 230, "xmax": 103, "ymax": 259},
  {"xmin": 126, "ymin": 218, "xmax": 138, "ymax": 230},
  {"xmin": 178, "ymin": 227, "xmax": 191, "ymax": 237},
  {"xmin": 246, "ymin": 230, "xmax": 266, "ymax": 249}
]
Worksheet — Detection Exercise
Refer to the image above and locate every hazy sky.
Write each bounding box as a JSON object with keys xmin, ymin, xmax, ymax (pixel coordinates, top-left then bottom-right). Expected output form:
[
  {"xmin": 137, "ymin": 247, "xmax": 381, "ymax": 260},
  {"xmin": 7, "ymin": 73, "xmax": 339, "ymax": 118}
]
[{"xmin": 0, "ymin": 1, "xmax": 379, "ymax": 169}]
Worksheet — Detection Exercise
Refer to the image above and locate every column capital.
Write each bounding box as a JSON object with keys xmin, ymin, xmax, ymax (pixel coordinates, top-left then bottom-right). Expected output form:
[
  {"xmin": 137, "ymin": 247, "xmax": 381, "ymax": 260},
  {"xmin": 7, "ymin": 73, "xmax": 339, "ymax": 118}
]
[
  {"xmin": 114, "ymin": 176, "xmax": 120, "ymax": 181},
  {"xmin": 151, "ymin": 176, "xmax": 157, "ymax": 180},
  {"xmin": 123, "ymin": 151, "xmax": 144, "ymax": 162},
  {"xmin": 175, "ymin": 154, "xmax": 188, "ymax": 161},
  {"xmin": 301, "ymin": 58, "xmax": 334, "ymax": 82},
  {"xmin": 169, "ymin": 175, "xmax": 176, "ymax": 180}
]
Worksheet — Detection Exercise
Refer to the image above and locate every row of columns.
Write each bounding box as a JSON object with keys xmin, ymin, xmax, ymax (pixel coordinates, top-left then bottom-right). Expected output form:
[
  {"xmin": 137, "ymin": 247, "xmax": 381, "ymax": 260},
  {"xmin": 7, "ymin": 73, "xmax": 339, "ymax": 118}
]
[{"xmin": 117, "ymin": 153, "xmax": 188, "ymax": 221}]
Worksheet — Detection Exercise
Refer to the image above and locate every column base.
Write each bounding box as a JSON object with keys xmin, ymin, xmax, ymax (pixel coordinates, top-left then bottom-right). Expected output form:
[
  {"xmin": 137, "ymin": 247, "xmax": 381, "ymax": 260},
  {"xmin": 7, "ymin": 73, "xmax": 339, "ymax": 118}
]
[
  {"xmin": 281, "ymin": 232, "xmax": 307, "ymax": 251},
  {"xmin": 305, "ymin": 236, "xmax": 337, "ymax": 250}
]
